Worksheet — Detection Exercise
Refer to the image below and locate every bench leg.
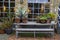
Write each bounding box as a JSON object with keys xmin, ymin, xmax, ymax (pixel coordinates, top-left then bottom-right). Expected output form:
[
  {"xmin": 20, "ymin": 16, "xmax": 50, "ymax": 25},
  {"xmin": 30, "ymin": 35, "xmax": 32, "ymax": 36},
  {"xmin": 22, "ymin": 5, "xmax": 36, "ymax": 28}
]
[
  {"xmin": 16, "ymin": 31, "xmax": 18, "ymax": 38},
  {"xmin": 34, "ymin": 31, "xmax": 35, "ymax": 38},
  {"xmin": 51, "ymin": 32, "xmax": 55, "ymax": 40}
]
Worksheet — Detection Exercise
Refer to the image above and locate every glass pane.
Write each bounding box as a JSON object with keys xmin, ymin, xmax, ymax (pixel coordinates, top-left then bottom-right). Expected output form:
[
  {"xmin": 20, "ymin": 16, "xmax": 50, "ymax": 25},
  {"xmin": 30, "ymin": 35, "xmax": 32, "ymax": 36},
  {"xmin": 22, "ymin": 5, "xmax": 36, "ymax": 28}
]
[
  {"xmin": 33, "ymin": 14, "xmax": 38, "ymax": 18},
  {"xmin": 28, "ymin": 3, "xmax": 33, "ymax": 7},
  {"xmin": 39, "ymin": 3, "xmax": 42, "ymax": 8},
  {"xmin": 30, "ymin": 8, "xmax": 33, "ymax": 13},
  {"xmin": 39, "ymin": 9, "xmax": 44, "ymax": 13},
  {"xmin": 28, "ymin": 8, "xmax": 33, "ymax": 13},
  {"xmin": 0, "ymin": 8, "xmax": 3, "ymax": 12},
  {"xmin": 0, "ymin": 0, "xmax": 3, "ymax": 1},
  {"xmin": 5, "ymin": 0, "xmax": 8, "ymax": 1},
  {"xmin": 34, "ymin": 9, "xmax": 38, "ymax": 13},
  {"xmin": 10, "ymin": 8, "xmax": 14, "ymax": 12},
  {"xmin": 34, "ymin": 3, "xmax": 38, "ymax": 8},
  {"xmin": 0, "ymin": 2, "xmax": 3, "ymax": 7},
  {"xmin": 10, "ymin": 0, "xmax": 15, "ymax": 1},
  {"xmin": 5, "ymin": 8, "xmax": 9, "ymax": 12},
  {"xmin": 28, "ymin": 14, "xmax": 33, "ymax": 18},
  {"xmin": 44, "ymin": 9, "xmax": 50, "ymax": 13},
  {"xmin": 10, "ymin": 3, "xmax": 15, "ymax": 7},
  {"xmin": 45, "ymin": 4, "xmax": 50, "ymax": 8},
  {"xmin": 3, "ymin": 13, "xmax": 7, "ymax": 17},
  {"xmin": 0, "ymin": 13, "xmax": 3, "ymax": 17},
  {"xmin": 4, "ymin": 2, "xmax": 9, "ymax": 7}
]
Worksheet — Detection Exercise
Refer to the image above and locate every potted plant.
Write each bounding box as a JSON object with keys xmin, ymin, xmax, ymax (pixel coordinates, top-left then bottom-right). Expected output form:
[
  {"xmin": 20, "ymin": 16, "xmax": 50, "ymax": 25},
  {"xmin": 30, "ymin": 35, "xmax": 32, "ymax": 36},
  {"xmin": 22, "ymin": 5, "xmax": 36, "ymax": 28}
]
[
  {"xmin": 37, "ymin": 14, "xmax": 48, "ymax": 23},
  {"xmin": 46, "ymin": 12, "xmax": 57, "ymax": 23},
  {"xmin": 15, "ymin": 7, "xmax": 28, "ymax": 23},
  {"xmin": 47, "ymin": 12, "xmax": 56, "ymax": 20},
  {"xmin": 47, "ymin": 12, "xmax": 57, "ymax": 23},
  {"xmin": 15, "ymin": 16, "xmax": 20, "ymax": 23},
  {"xmin": 22, "ymin": 16, "xmax": 27, "ymax": 23},
  {"xmin": 0, "ymin": 12, "xmax": 14, "ymax": 34},
  {"xmin": 22, "ymin": 8, "xmax": 31, "ymax": 23},
  {"xmin": 46, "ymin": 13, "xmax": 52, "ymax": 23},
  {"xmin": 22, "ymin": 10, "xmax": 28, "ymax": 23},
  {"xmin": 15, "ymin": 9, "xmax": 21, "ymax": 23},
  {"xmin": 1, "ymin": 19, "xmax": 13, "ymax": 34}
]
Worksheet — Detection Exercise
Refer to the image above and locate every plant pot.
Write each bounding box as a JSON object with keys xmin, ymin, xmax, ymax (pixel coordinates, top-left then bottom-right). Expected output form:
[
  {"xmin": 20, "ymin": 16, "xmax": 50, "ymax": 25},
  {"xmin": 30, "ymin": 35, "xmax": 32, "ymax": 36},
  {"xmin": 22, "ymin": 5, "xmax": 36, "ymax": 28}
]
[
  {"xmin": 5, "ymin": 28, "xmax": 13, "ymax": 35},
  {"xmin": 37, "ymin": 20, "xmax": 47, "ymax": 23},
  {"xmin": 40, "ymin": 20, "xmax": 47, "ymax": 23},
  {"xmin": 15, "ymin": 18, "xmax": 20, "ymax": 23},
  {"xmin": 0, "ymin": 30, "xmax": 5, "ymax": 34},
  {"xmin": 22, "ymin": 18, "xmax": 27, "ymax": 23}
]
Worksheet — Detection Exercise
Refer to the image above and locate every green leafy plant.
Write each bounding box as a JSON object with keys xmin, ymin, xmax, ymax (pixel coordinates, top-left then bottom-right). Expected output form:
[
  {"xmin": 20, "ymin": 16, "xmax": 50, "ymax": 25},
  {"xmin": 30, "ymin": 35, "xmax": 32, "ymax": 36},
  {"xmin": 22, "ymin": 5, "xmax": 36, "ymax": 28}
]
[
  {"xmin": 37, "ymin": 14, "xmax": 48, "ymax": 20},
  {"xmin": 0, "ymin": 11, "xmax": 15, "ymax": 29},
  {"xmin": 36, "ymin": 12, "xmax": 57, "ymax": 23},
  {"xmin": 47, "ymin": 12, "xmax": 56, "ymax": 20},
  {"xmin": 15, "ymin": 7, "xmax": 28, "ymax": 18},
  {"xmin": 36, "ymin": 14, "xmax": 48, "ymax": 23}
]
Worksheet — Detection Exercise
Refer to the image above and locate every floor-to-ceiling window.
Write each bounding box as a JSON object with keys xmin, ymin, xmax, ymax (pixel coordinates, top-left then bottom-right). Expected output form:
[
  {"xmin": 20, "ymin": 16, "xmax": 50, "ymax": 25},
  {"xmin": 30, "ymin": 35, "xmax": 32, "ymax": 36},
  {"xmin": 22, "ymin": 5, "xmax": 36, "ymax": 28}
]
[
  {"xmin": 0, "ymin": 0, "xmax": 15, "ymax": 22},
  {"xmin": 28, "ymin": 0, "xmax": 50, "ymax": 21}
]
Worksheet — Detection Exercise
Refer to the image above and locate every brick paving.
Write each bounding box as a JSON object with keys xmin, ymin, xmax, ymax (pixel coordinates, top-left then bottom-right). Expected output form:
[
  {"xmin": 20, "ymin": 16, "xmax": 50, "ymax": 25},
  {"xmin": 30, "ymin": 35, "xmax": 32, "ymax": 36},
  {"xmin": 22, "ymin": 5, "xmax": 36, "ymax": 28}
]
[{"xmin": 8, "ymin": 34, "xmax": 60, "ymax": 40}]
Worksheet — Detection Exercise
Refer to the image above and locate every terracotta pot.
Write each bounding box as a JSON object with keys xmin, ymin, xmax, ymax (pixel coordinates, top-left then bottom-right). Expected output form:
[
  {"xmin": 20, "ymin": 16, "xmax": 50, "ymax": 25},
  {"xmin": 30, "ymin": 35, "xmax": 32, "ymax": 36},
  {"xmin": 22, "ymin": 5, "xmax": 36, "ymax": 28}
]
[
  {"xmin": 22, "ymin": 18, "xmax": 27, "ymax": 23},
  {"xmin": 0, "ymin": 30, "xmax": 5, "ymax": 34},
  {"xmin": 40, "ymin": 20, "xmax": 47, "ymax": 23},
  {"xmin": 37, "ymin": 20, "xmax": 47, "ymax": 23},
  {"xmin": 15, "ymin": 18, "xmax": 20, "ymax": 23}
]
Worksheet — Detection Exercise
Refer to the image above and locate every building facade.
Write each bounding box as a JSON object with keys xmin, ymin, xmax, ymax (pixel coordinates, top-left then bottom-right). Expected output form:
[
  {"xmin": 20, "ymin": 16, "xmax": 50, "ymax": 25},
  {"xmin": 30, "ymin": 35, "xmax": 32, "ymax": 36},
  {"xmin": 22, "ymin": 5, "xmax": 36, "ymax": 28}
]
[
  {"xmin": 15, "ymin": 0, "xmax": 59, "ymax": 21},
  {"xmin": 0, "ymin": 0, "xmax": 60, "ymax": 22}
]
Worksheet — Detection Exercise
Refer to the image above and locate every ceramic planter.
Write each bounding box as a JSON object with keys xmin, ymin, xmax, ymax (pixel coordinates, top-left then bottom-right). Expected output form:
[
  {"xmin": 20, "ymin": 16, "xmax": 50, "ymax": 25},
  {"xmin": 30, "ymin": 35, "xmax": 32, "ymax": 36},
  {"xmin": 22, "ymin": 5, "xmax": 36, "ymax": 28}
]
[{"xmin": 0, "ymin": 30, "xmax": 5, "ymax": 34}]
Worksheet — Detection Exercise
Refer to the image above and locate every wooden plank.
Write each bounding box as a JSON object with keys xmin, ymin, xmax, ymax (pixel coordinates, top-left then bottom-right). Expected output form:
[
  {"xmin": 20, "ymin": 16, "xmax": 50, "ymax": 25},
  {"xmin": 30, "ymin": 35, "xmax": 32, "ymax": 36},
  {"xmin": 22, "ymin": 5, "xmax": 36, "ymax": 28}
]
[{"xmin": 16, "ymin": 28, "xmax": 54, "ymax": 31}]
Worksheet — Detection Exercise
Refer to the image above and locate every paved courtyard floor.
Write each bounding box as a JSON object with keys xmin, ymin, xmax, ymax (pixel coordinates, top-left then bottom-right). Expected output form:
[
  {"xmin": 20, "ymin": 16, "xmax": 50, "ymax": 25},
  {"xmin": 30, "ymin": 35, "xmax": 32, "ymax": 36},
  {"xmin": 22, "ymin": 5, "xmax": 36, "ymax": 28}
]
[
  {"xmin": 8, "ymin": 34, "xmax": 60, "ymax": 40},
  {"xmin": 0, "ymin": 34, "xmax": 9, "ymax": 40}
]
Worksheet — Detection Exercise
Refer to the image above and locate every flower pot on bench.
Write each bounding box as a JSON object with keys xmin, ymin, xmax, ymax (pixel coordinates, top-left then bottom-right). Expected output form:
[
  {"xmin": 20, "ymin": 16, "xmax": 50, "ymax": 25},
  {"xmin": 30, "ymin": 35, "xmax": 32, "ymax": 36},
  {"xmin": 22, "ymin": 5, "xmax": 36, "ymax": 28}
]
[
  {"xmin": 22, "ymin": 18, "xmax": 27, "ymax": 23},
  {"xmin": 15, "ymin": 17, "xmax": 20, "ymax": 23}
]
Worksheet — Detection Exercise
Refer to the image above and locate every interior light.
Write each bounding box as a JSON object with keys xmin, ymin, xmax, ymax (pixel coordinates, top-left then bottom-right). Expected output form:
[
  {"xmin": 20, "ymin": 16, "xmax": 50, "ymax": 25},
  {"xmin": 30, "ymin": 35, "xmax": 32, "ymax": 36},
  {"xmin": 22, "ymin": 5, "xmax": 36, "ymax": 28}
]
[{"xmin": 3, "ymin": 6, "xmax": 6, "ymax": 12}]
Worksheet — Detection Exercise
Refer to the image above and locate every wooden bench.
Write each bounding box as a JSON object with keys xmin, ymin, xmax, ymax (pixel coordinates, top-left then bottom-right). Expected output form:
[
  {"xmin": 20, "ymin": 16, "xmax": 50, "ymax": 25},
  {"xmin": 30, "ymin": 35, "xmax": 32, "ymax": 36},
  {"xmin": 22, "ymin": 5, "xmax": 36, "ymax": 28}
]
[
  {"xmin": 14, "ymin": 22, "xmax": 56, "ymax": 38},
  {"xmin": 16, "ymin": 28, "xmax": 54, "ymax": 38}
]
